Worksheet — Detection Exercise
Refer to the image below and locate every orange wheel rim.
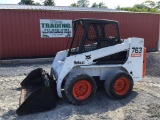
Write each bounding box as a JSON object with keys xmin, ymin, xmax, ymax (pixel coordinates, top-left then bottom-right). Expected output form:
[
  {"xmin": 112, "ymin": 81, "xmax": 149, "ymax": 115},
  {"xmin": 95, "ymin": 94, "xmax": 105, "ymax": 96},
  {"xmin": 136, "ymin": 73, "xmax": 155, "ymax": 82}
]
[
  {"xmin": 114, "ymin": 77, "xmax": 130, "ymax": 95},
  {"xmin": 73, "ymin": 80, "xmax": 91, "ymax": 100}
]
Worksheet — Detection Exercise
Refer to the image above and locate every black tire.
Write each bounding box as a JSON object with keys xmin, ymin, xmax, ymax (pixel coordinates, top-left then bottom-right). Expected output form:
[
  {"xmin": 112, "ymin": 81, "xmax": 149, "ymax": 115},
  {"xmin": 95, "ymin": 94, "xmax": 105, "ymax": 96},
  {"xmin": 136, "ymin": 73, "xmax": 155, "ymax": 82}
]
[
  {"xmin": 104, "ymin": 71, "xmax": 133, "ymax": 99},
  {"xmin": 64, "ymin": 74, "xmax": 97, "ymax": 105}
]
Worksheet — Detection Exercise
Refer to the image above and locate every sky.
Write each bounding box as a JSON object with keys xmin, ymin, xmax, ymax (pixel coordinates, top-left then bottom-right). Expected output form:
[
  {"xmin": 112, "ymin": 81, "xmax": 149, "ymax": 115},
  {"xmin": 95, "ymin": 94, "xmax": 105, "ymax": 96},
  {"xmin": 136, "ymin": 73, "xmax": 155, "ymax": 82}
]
[{"xmin": 0, "ymin": 0, "xmax": 159, "ymax": 9}]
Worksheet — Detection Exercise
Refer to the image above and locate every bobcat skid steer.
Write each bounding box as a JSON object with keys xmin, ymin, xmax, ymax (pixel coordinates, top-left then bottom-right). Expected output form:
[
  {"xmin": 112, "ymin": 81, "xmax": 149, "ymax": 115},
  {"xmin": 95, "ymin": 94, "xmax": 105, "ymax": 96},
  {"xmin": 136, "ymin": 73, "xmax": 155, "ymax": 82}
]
[{"xmin": 16, "ymin": 18, "xmax": 146, "ymax": 115}]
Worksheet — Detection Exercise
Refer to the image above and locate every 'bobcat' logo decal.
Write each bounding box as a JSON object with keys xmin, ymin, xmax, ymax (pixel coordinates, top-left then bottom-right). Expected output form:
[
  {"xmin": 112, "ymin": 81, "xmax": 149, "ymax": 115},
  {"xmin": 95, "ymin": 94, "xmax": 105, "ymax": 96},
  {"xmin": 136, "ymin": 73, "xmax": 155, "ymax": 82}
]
[{"xmin": 85, "ymin": 55, "xmax": 91, "ymax": 60}]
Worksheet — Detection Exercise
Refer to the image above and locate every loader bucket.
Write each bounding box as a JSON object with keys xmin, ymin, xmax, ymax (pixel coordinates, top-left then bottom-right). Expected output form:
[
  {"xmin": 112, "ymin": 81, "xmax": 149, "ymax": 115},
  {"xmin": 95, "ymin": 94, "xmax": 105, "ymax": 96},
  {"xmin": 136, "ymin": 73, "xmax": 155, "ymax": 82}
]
[
  {"xmin": 20, "ymin": 68, "xmax": 45, "ymax": 87},
  {"xmin": 16, "ymin": 68, "xmax": 58, "ymax": 115}
]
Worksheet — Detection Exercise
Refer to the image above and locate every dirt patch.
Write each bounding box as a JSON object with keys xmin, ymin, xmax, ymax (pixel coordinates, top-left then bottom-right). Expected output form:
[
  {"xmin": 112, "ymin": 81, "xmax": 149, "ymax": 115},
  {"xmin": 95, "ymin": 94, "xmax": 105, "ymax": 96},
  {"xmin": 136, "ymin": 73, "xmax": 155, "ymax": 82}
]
[
  {"xmin": 0, "ymin": 52, "xmax": 160, "ymax": 120},
  {"xmin": 147, "ymin": 103, "xmax": 160, "ymax": 118}
]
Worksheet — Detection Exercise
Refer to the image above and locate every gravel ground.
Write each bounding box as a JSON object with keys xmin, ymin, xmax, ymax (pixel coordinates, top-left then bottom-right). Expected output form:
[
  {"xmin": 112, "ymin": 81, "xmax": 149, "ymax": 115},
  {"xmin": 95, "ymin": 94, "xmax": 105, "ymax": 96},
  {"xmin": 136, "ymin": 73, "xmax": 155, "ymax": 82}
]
[{"xmin": 0, "ymin": 52, "xmax": 160, "ymax": 120}]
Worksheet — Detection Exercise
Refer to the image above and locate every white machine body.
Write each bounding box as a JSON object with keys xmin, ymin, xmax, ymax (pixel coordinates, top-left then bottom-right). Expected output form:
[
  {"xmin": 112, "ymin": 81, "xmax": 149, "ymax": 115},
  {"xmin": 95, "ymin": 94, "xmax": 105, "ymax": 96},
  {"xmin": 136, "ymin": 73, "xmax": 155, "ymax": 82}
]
[{"xmin": 50, "ymin": 37, "xmax": 144, "ymax": 97}]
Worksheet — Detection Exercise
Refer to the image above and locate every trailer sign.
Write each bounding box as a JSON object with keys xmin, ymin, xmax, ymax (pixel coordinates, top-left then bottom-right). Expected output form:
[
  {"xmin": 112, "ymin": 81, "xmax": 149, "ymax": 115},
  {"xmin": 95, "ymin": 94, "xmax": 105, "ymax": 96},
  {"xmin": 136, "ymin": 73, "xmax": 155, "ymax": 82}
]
[{"xmin": 40, "ymin": 19, "xmax": 72, "ymax": 38}]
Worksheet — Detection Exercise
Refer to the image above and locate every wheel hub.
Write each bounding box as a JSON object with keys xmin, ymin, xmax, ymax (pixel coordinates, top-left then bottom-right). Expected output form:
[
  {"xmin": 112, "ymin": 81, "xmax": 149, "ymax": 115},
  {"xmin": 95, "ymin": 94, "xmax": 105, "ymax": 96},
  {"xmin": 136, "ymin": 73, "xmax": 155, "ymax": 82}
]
[
  {"xmin": 73, "ymin": 80, "xmax": 91, "ymax": 100},
  {"xmin": 114, "ymin": 77, "xmax": 130, "ymax": 95}
]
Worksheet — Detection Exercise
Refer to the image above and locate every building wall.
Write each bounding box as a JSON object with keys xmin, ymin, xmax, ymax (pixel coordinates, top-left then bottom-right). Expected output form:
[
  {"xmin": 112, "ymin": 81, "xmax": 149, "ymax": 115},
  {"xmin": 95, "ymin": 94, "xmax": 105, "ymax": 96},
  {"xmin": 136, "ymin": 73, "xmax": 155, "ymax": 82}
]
[
  {"xmin": 158, "ymin": 16, "xmax": 160, "ymax": 51},
  {"xmin": 0, "ymin": 10, "xmax": 159, "ymax": 59},
  {"xmin": 0, "ymin": 11, "xmax": 2, "ymax": 60}
]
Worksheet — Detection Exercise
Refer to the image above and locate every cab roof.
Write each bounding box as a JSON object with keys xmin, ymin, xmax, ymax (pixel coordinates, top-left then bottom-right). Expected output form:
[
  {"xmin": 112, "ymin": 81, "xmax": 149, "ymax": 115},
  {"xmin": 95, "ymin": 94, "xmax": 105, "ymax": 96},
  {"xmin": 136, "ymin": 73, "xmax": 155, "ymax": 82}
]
[{"xmin": 73, "ymin": 18, "xmax": 119, "ymax": 24}]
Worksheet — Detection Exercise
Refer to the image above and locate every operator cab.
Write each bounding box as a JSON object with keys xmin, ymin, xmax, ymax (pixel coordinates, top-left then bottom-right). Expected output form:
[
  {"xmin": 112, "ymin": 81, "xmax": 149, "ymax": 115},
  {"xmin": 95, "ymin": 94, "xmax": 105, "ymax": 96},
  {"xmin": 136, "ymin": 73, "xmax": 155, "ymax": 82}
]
[{"xmin": 68, "ymin": 18, "xmax": 127, "ymax": 64}]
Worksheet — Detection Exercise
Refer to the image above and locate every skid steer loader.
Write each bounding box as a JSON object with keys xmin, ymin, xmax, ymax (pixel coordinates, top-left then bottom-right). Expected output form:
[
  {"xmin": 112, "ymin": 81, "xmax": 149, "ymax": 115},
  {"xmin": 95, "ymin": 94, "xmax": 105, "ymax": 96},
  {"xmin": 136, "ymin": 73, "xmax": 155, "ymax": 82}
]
[{"xmin": 16, "ymin": 18, "xmax": 146, "ymax": 115}]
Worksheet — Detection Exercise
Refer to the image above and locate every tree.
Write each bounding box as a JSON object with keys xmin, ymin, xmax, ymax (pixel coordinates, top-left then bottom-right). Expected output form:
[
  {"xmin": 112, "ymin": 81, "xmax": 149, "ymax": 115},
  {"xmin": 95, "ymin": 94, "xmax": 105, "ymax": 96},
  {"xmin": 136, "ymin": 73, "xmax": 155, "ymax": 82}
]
[
  {"xmin": 156, "ymin": 1, "xmax": 160, "ymax": 9},
  {"xmin": 44, "ymin": 0, "xmax": 55, "ymax": 6},
  {"xmin": 91, "ymin": 2, "xmax": 107, "ymax": 8},
  {"xmin": 98, "ymin": 2, "xmax": 107, "ymax": 8},
  {"xmin": 116, "ymin": 5, "xmax": 121, "ymax": 10},
  {"xmin": 77, "ymin": 0, "xmax": 89, "ymax": 7},
  {"xmin": 71, "ymin": 3, "xmax": 78, "ymax": 7},
  {"xmin": 133, "ymin": 4, "xmax": 148, "ymax": 10},
  {"xmin": 19, "ymin": 0, "xmax": 34, "ymax": 5},
  {"xmin": 34, "ymin": 2, "xmax": 41, "ymax": 5},
  {"xmin": 91, "ymin": 2, "xmax": 98, "ymax": 8},
  {"xmin": 119, "ymin": 0, "xmax": 160, "ymax": 13},
  {"xmin": 142, "ymin": 0, "xmax": 156, "ymax": 8},
  {"xmin": 18, "ymin": 0, "xmax": 41, "ymax": 5}
]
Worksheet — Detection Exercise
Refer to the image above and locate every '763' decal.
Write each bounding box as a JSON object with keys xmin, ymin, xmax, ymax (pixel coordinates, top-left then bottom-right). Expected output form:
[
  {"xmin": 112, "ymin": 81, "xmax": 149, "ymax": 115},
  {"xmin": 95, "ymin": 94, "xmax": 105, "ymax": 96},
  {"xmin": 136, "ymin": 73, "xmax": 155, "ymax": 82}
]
[{"xmin": 131, "ymin": 47, "xmax": 142, "ymax": 57}]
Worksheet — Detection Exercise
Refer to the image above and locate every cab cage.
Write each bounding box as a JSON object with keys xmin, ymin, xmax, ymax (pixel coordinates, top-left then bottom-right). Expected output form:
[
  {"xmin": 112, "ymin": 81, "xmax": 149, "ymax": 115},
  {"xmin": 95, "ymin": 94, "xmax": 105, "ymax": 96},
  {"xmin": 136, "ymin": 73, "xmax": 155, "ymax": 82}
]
[{"xmin": 68, "ymin": 18, "xmax": 121, "ymax": 56}]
